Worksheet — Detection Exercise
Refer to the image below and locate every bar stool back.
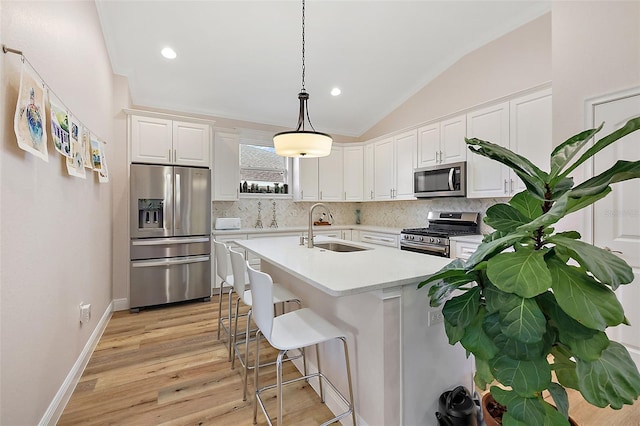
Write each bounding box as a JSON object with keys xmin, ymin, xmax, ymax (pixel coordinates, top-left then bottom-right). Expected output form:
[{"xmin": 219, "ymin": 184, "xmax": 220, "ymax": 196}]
[{"xmin": 248, "ymin": 264, "xmax": 356, "ymax": 426}]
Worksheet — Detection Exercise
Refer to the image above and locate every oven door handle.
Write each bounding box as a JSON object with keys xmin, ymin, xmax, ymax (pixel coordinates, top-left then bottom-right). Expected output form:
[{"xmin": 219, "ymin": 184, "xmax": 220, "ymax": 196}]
[
  {"xmin": 400, "ymin": 241, "xmax": 448, "ymax": 254},
  {"xmin": 448, "ymin": 167, "xmax": 455, "ymax": 191}
]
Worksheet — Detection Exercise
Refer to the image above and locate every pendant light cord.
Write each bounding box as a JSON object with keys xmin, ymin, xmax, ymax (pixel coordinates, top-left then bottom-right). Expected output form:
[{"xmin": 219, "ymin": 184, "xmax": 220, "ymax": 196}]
[{"xmin": 301, "ymin": 0, "xmax": 306, "ymax": 91}]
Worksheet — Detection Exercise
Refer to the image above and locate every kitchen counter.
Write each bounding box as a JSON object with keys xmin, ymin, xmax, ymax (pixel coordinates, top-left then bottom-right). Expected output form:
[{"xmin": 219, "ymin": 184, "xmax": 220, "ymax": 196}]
[
  {"xmin": 235, "ymin": 235, "xmax": 472, "ymax": 426},
  {"xmin": 234, "ymin": 235, "xmax": 449, "ymax": 296}
]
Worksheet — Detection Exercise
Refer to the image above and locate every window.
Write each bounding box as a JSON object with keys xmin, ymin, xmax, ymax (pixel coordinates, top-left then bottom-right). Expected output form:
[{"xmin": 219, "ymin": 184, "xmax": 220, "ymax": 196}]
[{"xmin": 239, "ymin": 144, "xmax": 290, "ymax": 195}]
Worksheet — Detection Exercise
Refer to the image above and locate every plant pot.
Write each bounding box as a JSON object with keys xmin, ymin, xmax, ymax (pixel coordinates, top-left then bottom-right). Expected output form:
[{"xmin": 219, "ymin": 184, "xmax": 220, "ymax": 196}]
[{"xmin": 481, "ymin": 393, "xmax": 578, "ymax": 426}]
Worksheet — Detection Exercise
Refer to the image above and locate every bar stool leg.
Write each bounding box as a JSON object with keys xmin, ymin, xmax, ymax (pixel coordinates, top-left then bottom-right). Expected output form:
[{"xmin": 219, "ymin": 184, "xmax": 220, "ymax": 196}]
[
  {"xmin": 277, "ymin": 350, "xmax": 286, "ymax": 426},
  {"xmin": 316, "ymin": 344, "xmax": 325, "ymax": 403},
  {"xmin": 253, "ymin": 330, "xmax": 262, "ymax": 425},
  {"xmin": 242, "ymin": 309, "xmax": 252, "ymax": 401},
  {"xmin": 231, "ymin": 297, "xmax": 241, "ymax": 367},
  {"xmin": 340, "ymin": 336, "xmax": 356, "ymax": 426},
  {"xmin": 217, "ymin": 285, "xmax": 226, "ymax": 339}
]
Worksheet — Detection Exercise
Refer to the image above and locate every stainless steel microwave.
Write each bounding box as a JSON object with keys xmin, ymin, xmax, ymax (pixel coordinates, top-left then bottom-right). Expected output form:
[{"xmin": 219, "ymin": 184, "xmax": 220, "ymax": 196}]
[{"xmin": 414, "ymin": 161, "xmax": 466, "ymax": 198}]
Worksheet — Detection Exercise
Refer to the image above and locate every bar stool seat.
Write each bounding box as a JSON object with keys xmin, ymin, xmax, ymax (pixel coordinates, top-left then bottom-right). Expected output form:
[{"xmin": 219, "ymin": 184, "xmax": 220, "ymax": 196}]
[
  {"xmin": 229, "ymin": 248, "xmax": 302, "ymax": 401},
  {"xmin": 247, "ymin": 264, "xmax": 356, "ymax": 426}
]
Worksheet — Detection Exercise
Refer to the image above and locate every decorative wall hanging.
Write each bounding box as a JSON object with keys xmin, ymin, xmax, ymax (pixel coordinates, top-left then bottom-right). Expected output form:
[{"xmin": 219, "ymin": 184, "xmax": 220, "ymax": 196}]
[
  {"xmin": 66, "ymin": 114, "xmax": 86, "ymax": 178},
  {"xmin": 14, "ymin": 58, "xmax": 48, "ymax": 162},
  {"xmin": 90, "ymin": 133, "xmax": 103, "ymax": 171},
  {"xmin": 49, "ymin": 95, "xmax": 71, "ymax": 158},
  {"xmin": 98, "ymin": 144, "xmax": 109, "ymax": 183},
  {"xmin": 82, "ymin": 127, "xmax": 92, "ymax": 169}
]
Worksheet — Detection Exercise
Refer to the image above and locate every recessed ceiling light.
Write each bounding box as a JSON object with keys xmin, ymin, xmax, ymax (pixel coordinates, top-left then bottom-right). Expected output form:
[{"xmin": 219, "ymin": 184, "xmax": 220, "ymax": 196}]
[
  {"xmin": 161, "ymin": 47, "xmax": 177, "ymax": 59},
  {"xmin": 331, "ymin": 88, "xmax": 342, "ymax": 96}
]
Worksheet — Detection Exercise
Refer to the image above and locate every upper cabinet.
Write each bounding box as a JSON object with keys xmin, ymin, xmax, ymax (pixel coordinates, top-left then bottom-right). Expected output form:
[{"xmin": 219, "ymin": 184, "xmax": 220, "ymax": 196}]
[
  {"xmin": 466, "ymin": 88, "xmax": 552, "ymax": 198},
  {"xmin": 374, "ymin": 130, "xmax": 417, "ymax": 200},
  {"xmin": 294, "ymin": 157, "xmax": 319, "ymax": 201},
  {"xmin": 129, "ymin": 114, "xmax": 211, "ymax": 167},
  {"xmin": 318, "ymin": 146, "xmax": 344, "ymax": 201},
  {"xmin": 363, "ymin": 143, "xmax": 375, "ymax": 201},
  {"xmin": 417, "ymin": 114, "xmax": 466, "ymax": 168},
  {"xmin": 212, "ymin": 131, "xmax": 239, "ymax": 201},
  {"xmin": 343, "ymin": 145, "xmax": 364, "ymax": 201}
]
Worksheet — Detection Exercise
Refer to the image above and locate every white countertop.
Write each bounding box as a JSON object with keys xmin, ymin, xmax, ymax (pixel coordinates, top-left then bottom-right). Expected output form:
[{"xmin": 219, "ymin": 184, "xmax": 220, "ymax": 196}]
[
  {"xmin": 449, "ymin": 234, "xmax": 484, "ymax": 244},
  {"xmin": 234, "ymin": 236, "xmax": 451, "ymax": 297},
  {"xmin": 212, "ymin": 224, "xmax": 404, "ymax": 236}
]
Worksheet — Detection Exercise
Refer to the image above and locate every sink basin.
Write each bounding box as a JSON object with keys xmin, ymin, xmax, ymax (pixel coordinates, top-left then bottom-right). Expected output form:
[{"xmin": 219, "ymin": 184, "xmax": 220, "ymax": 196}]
[{"xmin": 314, "ymin": 242, "xmax": 370, "ymax": 252}]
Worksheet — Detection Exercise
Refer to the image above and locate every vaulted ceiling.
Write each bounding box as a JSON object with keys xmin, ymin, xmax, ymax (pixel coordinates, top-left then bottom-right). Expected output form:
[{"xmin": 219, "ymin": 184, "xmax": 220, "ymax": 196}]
[{"xmin": 97, "ymin": 1, "xmax": 551, "ymax": 138}]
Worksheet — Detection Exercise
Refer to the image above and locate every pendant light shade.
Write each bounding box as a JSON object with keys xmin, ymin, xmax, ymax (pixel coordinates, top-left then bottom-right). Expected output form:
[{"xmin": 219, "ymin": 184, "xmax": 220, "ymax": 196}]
[{"xmin": 274, "ymin": 0, "xmax": 332, "ymax": 158}]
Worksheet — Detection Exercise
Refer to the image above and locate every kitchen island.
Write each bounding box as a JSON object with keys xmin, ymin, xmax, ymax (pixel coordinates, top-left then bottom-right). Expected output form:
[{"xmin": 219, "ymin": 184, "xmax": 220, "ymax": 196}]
[{"xmin": 234, "ymin": 236, "xmax": 474, "ymax": 426}]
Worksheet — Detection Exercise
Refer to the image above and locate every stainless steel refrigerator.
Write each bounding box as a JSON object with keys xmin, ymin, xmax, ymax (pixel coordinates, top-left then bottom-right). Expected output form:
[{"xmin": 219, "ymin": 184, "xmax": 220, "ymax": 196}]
[{"xmin": 129, "ymin": 164, "xmax": 211, "ymax": 312}]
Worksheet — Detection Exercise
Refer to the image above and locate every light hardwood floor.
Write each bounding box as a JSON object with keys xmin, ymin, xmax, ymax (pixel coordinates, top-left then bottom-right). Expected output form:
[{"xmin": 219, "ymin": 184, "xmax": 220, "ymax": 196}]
[{"xmin": 59, "ymin": 296, "xmax": 639, "ymax": 425}]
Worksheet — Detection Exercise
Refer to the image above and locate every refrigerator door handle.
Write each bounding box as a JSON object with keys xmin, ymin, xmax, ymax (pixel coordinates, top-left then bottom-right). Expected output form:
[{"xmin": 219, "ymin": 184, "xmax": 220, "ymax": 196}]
[
  {"xmin": 131, "ymin": 237, "xmax": 210, "ymax": 246},
  {"xmin": 175, "ymin": 172, "xmax": 181, "ymax": 231},
  {"xmin": 164, "ymin": 172, "xmax": 173, "ymax": 232},
  {"xmin": 131, "ymin": 255, "xmax": 210, "ymax": 268}
]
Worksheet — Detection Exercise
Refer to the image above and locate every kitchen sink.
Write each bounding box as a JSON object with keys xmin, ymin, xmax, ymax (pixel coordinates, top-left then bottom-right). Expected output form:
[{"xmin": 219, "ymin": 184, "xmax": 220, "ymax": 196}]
[{"xmin": 314, "ymin": 242, "xmax": 370, "ymax": 252}]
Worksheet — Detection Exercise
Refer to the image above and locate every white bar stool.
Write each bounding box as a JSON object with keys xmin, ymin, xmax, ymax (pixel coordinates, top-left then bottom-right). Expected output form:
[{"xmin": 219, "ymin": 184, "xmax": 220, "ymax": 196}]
[
  {"xmin": 228, "ymin": 248, "xmax": 302, "ymax": 401},
  {"xmin": 213, "ymin": 239, "xmax": 239, "ymax": 361},
  {"xmin": 247, "ymin": 264, "xmax": 356, "ymax": 426}
]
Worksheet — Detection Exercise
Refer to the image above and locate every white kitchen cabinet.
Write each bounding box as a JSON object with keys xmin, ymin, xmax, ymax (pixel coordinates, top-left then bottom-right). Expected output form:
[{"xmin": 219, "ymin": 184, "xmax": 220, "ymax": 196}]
[
  {"xmin": 466, "ymin": 88, "xmax": 552, "ymax": 198},
  {"xmin": 358, "ymin": 230, "xmax": 399, "ymax": 248},
  {"xmin": 130, "ymin": 114, "xmax": 211, "ymax": 167},
  {"xmin": 319, "ymin": 146, "xmax": 344, "ymax": 201},
  {"xmin": 508, "ymin": 88, "xmax": 552, "ymax": 193},
  {"xmin": 343, "ymin": 145, "xmax": 364, "ymax": 201},
  {"xmin": 294, "ymin": 157, "xmax": 319, "ymax": 201},
  {"xmin": 363, "ymin": 143, "xmax": 375, "ymax": 201},
  {"xmin": 212, "ymin": 131, "xmax": 240, "ymax": 201},
  {"xmin": 466, "ymin": 101, "xmax": 511, "ymax": 198},
  {"xmin": 341, "ymin": 229, "xmax": 353, "ymax": 241},
  {"xmin": 373, "ymin": 130, "xmax": 417, "ymax": 201},
  {"xmin": 418, "ymin": 115, "xmax": 467, "ymax": 168}
]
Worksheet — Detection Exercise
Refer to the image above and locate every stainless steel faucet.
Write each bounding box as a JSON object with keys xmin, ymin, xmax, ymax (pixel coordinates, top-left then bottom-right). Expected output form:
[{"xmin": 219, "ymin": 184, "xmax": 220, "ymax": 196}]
[{"xmin": 308, "ymin": 203, "xmax": 332, "ymax": 248}]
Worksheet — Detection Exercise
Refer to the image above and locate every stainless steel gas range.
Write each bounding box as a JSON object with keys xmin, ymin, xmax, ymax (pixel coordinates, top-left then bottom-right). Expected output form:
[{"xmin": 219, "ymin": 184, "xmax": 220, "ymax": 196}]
[{"xmin": 400, "ymin": 212, "xmax": 481, "ymax": 257}]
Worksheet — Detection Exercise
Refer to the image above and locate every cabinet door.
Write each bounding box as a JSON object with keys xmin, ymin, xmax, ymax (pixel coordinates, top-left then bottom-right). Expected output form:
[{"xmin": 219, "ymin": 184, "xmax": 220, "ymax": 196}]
[
  {"xmin": 343, "ymin": 145, "xmax": 364, "ymax": 201},
  {"xmin": 130, "ymin": 115, "xmax": 172, "ymax": 164},
  {"xmin": 440, "ymin": 114, "xmax": 467, "ymax": 165},
  {"xmin": 173, "ymin": 121, "xmax": 211, "ymax": 167},
  {"xmin": 417, "ymin": 123, "xmax": 440, "ymax": 167},
  {"xmin": 363, "ymin": 143, "xmax": 375, "ymax": 201},
  {"xmin": 509, "ymin": 89, "xmax": 552, "ymax": 194},
  {"xmin": 212, "ymin": 132, "xmax": 240, "ymax": 201},
  {"xmin": 394, "ymin": 129, "xmax": 417, "ymax": 199},
  {"xmin": 374, "ymin": 137, "xmax": 395, "ymax": 200},
  {"xmin": 319, "ymin": 146, "xmax": 344, "ymax": 201},
  {"xmin": 296, "ymin": 157, "xmax": 319, "ymax": 201},
  {"xmin": 466, "ymin": 102, "xmax": 510, "ymax": 198}
]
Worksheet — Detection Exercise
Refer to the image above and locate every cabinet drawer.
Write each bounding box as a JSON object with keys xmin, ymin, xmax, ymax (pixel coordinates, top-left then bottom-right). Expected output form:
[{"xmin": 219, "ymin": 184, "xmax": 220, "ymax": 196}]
[
  {"xmin": 360, "ymin": 231, "xmax": 399, "ymax": 248},
  {"xmin": 455, "ymin": 241, "xmax": 480, "ymax": 260}
]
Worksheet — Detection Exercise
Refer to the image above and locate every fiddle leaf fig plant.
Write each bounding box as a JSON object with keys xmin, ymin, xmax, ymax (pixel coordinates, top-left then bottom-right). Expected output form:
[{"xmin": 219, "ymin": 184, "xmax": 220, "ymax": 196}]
[{"xmin": 419, "ymin": 117, "xmax": 640, "ymax": 425}]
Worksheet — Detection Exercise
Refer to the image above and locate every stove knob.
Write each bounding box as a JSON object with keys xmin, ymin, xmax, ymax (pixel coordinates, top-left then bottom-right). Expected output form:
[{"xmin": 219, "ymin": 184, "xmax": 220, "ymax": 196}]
[{"xmin": 429, "ymin": 237, "xmax": 435, "ymax": 243}]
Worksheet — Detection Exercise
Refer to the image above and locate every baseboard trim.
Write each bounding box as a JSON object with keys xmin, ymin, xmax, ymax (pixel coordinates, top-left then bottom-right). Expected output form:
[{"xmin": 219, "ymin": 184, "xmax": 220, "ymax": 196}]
[{"xmin": 39, "ymin": 301, "xmax": 113, "ymax": 426}]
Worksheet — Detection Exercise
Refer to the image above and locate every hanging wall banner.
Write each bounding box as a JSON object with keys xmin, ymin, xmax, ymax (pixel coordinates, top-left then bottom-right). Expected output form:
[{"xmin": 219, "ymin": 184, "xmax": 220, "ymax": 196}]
[
  {"xmin": 83, "ymin": 128, "xmax": 92, "ymax": 169},
  {"xmin": 14, "ymin": 60, "xmax": 48, "ymax": 162},
  {"xmin": 49, "ymin": 96, "xmax": 71, "ymax": 158},
  {"xmin": 66, "ymin": 114, "xmax": 86, "ymax": 178},
  {"xmin": 98, "ymin": 142, "xmax": 109, "ymax": 183},
  {"xmin": 90, "ymin": 133, "xmax": 103, "ymax": 171}
]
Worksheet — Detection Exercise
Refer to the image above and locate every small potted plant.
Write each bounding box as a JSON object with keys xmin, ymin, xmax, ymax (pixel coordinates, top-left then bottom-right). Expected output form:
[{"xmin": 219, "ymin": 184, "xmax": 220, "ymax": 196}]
[{"xmin": 419, "ymin": 117, "xmax": 640, "ymax": 425}]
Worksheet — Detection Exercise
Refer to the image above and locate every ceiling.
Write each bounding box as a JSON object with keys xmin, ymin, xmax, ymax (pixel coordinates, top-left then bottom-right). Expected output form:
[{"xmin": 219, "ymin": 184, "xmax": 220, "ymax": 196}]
[{"xmin": 96, "ymin": 1, "xmax": 551, "ymax": 138}]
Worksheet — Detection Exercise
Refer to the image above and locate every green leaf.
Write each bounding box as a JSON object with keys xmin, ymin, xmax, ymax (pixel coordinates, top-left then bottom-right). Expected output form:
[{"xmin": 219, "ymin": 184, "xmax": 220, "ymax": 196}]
[
  {"xmin": 516, "ymin": 193, "xmax": 569, "ymax": 233},
  {"xmin": 550, "ymin": 177, "xmax": 575, "ymax": 200},
  {"xmin": 485, "ymin": 203, "xmax": 532, "ymax": 231},
  {"xmin": 474, "ymin": 357, "xmax": 494, "ymax": 390},
  {"xmin": 565, "ymin": 186, "xmax": 611, "ymax": 215},
  {"xmin": 576, "ymin": 341, "xmax": 640, "ymax": 409},
  {"xmin": 568, "ymin": 331, "xmax": 610, "ymax": 362},
  {"xmin": 560, "ymin": 116, "xmax": 640, "ymax": 181},
  {"xmin": 547, "ymin": 382, "xmax": 569, "ymax": 419},
  {"xmin": 542, "ymin": 402, "xmax": 571, "ymax": 426},
  {"xmin": 509, "ymin": 191, "xmax": 544, "ymax": 220},
  {"xmin": 491, "ymin": 387, "xmax": 546, "ymax": 425},
  {"xmin": 494, "ymin": 333, "xmax": 547, "ymax": 361},
  {"xmin": 466, "ymin": 232, "xmax": 530, "ymax": 270},
  {"xmin": 490, "ymin": 353, "xmax": 552, "ymax": 396},
  {"xmin": 444, "ymin": 317, "xmax": 465, "ymax": 345},
  {"xmin": 571, "ymin": 160, "xmax": 640, "ymax": 198},
  {"xmin": 418, "ymin": 258, "xmax": 467, "ymax": 288},
  {"xmin": 442, "ymin": 287, "xmax": 481, "ymax": 327},
  {"xmin": 548, "ymin": 259, "xmax": 625, "ymax": 331},
  {"xmin": 487, "ymin": 249, "xmax": 552, "ymax": 298},
  {"xmin": 460, "ymin": 307, "xmax": 500, "ymax": 360},
  {"xmin": 552, "ymin": 231, "xmax": 581, "ymax": 240},
  {"xmin": 549, "ymin": 125, "xmax": 603, "ymax": 180},
  {"xmin": 427, "ymin": 272, "xmax": 478, "ymax": 307},
  {"xmin": 550, "ymin": 347, "xmax": 579, "ymax": 390},
  {"xmin": 499, "ymin": 295, "xmax": 547, "ymax": 344}
]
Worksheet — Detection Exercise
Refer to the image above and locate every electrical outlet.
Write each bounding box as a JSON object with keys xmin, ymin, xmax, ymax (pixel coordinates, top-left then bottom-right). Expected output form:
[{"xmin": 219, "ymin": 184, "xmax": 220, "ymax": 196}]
[
  {"xmin": 80, "ymin": 303, "xmax": 91, "ymax": 325},
  {"xmin": 428, "ymin": 310, "xmax": 444, "ymax": 326}
]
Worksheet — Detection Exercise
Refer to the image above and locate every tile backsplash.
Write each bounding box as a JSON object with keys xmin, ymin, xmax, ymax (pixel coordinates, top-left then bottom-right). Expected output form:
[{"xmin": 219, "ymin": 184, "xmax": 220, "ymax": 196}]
[{"xmin": 212, "ymin": 197, "xmax": 503, "ymax": 234}]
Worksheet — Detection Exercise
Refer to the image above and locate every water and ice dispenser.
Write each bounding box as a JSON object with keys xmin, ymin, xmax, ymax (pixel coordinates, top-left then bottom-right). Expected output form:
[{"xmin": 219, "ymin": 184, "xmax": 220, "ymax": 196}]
[{"xmin": 137, "ymin": 199, "xmax": 164, "ymax": 229}]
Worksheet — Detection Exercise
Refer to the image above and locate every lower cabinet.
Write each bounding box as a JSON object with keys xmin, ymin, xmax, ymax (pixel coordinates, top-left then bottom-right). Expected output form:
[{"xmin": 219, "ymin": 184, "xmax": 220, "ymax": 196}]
[
  {"xmin": 450, "ymin": 240, "xmax": 480, "ymax": 260},
  {"xmin": 358, "ymin": 230, "xmax": 399, "ymax": 248}
]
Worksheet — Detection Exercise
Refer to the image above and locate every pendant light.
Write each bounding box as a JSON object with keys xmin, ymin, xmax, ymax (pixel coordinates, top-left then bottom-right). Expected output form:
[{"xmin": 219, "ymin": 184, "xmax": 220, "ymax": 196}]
[{"xmin": 273, "ymin": 0, "xmax": 332, "ymax": 158}]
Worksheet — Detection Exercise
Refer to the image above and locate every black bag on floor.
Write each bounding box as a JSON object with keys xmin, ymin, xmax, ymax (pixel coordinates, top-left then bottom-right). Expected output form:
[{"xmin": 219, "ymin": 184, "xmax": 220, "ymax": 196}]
[{"xmin": 435, "ymin": 386, "xmax": 478, "ymax": 426}]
